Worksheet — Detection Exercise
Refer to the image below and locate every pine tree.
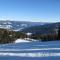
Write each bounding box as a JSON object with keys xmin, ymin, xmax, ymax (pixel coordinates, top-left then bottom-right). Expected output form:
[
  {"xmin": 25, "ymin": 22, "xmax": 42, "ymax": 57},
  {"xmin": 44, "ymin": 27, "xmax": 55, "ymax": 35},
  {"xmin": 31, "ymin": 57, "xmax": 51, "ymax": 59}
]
[{"xmin": 58, "ymin": 26, "xmax": 60, "ymax": 39}]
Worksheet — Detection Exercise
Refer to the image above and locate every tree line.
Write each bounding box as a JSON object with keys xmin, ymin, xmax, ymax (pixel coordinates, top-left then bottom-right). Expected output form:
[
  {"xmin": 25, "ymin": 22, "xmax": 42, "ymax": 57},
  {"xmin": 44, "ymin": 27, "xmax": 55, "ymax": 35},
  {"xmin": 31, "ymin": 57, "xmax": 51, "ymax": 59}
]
[
  {"xmin": 0, "ymin": 28, "xmax": 27, "ymax": 44},
  {"xmin": 0, "ymin": 26, "xmax": 60, "ymax": 44}
]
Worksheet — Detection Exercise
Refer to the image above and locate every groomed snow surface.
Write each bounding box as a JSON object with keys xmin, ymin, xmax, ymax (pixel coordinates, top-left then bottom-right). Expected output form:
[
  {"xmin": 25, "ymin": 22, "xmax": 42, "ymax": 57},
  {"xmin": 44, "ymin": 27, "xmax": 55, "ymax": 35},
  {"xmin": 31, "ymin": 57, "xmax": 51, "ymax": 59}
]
[
  {"xmin": 0, "ymin": 52, "xmax": 60, "ymax": 57},
  {"xmin": 14, "ymin": 38, "xmax": 37, "ymax": 43},
  {"xmin": 0, "ymin": 40, "xmax": 60, "ymax": 60}
]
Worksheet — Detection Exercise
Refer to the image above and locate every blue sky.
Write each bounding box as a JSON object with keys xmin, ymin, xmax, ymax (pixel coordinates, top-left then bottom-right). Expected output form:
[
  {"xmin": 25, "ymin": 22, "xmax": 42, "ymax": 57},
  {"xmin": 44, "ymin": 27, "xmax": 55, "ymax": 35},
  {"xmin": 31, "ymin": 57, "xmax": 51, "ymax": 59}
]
[{"xmin": 0, "ymin": 0, "xmax": 60, "ymax": 22}]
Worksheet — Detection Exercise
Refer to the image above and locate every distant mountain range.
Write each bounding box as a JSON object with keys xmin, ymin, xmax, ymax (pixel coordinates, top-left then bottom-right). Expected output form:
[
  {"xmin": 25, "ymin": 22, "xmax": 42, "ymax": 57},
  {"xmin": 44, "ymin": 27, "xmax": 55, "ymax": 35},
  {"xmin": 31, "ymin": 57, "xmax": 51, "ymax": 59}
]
[
  {"xmin": 0, "ymin": 20, "xmax": 48, "ymax": 31},
  {"xmin": 0, "ymin": 20, "xmax": 60, "ymax": 35},
  {"xmin": 21, "ymin": 22, "xmax": 60, "ymax": 35}
]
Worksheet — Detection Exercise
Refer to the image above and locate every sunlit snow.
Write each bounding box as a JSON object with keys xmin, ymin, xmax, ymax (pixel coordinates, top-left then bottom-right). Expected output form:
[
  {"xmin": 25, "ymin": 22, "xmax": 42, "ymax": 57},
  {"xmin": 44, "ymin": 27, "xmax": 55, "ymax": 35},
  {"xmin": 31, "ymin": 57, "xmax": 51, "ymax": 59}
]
[{"xmin": 15, "ymin": 39, "xmax": 30, "ymax": 43}]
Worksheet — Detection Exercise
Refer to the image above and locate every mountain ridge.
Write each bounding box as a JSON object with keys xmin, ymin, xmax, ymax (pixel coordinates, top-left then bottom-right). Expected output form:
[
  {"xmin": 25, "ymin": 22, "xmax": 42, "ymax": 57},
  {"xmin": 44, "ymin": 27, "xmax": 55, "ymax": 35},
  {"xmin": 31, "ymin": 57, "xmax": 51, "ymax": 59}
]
[{"xmin": 0, "ymin": 20, "xmax": 48, "ymax": 31}]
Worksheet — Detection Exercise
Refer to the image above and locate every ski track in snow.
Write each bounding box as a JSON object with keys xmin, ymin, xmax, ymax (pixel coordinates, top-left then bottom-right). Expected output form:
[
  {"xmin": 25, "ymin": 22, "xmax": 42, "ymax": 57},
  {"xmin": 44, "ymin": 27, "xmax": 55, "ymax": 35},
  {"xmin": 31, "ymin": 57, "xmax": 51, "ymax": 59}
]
[
  {"xmin": 0, "ymin": 48, "xmax": 60, "ymax": 51},
  {"xmin": 0, "ymin": 52, "xmax": 60, "ymax": 57},
  {"xmin": 0, "ymin": 48, "xmax": 60, "ymax": 57},
  {"xmin": 0, "ymin": 40, "xmax": 60, "ymax": 57}
]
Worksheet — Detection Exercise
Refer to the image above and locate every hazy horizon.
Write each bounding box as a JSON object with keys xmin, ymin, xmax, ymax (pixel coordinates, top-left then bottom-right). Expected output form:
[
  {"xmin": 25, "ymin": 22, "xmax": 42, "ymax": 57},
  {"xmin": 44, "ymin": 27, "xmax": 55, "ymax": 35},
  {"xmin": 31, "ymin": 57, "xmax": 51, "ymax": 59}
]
[{"xmin": 0, "ymin": 19, "xmax": 59, "ymax": 23}]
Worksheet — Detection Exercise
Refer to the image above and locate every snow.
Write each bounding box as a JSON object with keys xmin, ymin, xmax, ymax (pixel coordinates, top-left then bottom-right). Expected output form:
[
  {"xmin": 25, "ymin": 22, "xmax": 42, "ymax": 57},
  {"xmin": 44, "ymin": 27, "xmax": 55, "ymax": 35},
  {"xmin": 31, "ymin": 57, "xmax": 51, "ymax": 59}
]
[
  {"xmin": 0, "ymin": 48, "xmax": 60, "ymax": 51},
  {"xmin": 21, "ymin": 24, "xmax": 28, "ymax": 27},
  {"xmin": 26, "ymin": 33, "xmax": 32, "ymax": 36},
  {"xmin": 15, "ymin": 39, "xmax": 30, "ymax": 43},
  {"xmin": 24, "ymin": 38, "xmax": 38, "ymax": 41},
  {"xmin": 0, "ymin": 52, "xmax": 60, "ymax": 57},
  {"xmin": 0, "ymin": 41, "xmax": 60, "ymax": 60},
  {"xmin": 0, "ymin": 24, "xmax": 12, "ymax": 29},
  {"xmin": 13, "ymin": 28, "xmax": 23, "ymax": 31}
]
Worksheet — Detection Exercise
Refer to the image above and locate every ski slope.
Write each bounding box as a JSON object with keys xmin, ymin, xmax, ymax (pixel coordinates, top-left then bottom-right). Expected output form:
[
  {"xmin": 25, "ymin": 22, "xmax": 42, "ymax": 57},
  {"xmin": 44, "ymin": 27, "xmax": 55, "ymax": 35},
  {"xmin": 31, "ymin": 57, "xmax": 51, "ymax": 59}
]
[{"xmin": 0, "ymin": 40, "xmax": 60, "ymax": 60}]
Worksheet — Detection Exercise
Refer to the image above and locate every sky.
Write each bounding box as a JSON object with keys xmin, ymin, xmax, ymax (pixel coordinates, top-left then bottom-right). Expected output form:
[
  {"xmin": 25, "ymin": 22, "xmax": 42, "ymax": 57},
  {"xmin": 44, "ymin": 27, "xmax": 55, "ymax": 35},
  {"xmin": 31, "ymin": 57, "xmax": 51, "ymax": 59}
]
[{"xmin": 0, "ymin": 0, "xmax": 60, "ymax": 22}]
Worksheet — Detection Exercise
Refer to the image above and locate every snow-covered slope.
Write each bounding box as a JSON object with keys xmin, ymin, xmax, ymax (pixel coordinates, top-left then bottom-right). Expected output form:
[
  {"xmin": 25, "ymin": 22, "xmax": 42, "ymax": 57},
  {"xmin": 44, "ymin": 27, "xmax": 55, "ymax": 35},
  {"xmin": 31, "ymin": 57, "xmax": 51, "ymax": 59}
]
[
  {"xmin": 14, "ymin": 38, "xmax": 38, "ymax": 43},
  {"xmin": 15, "ymin": 39, "xmax": 30, "ymax": 43}
]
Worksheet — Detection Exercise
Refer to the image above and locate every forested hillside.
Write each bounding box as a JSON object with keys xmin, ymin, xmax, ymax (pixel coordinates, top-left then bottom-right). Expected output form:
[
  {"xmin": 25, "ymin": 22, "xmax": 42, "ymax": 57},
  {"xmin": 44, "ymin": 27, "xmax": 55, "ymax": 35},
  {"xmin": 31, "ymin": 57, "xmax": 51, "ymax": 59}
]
[
  {"xmin": 22, "ymin": 22, "xmax": 60, "ymax": 41},
  {"xmin": 0, "ymin": 22, "xmax": 60, "ymax": 44},
  {"xmin": 0, "ymin": 28, "xmax": 27, "ymax": 44}
]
